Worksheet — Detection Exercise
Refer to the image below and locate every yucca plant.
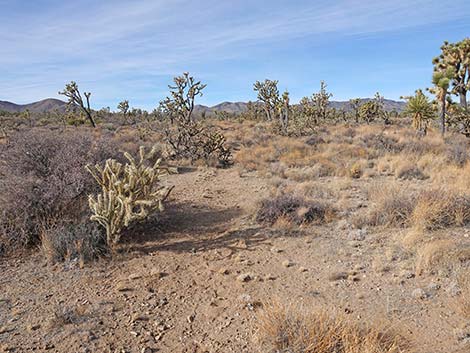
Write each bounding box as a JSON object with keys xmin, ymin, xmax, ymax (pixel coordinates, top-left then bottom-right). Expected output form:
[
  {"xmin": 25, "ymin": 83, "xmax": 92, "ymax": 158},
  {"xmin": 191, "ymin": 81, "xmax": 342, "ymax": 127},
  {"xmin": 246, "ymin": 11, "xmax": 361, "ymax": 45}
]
[{"xmin": 403, "ymin": 90, "xmax": 436, "ymax": 136}]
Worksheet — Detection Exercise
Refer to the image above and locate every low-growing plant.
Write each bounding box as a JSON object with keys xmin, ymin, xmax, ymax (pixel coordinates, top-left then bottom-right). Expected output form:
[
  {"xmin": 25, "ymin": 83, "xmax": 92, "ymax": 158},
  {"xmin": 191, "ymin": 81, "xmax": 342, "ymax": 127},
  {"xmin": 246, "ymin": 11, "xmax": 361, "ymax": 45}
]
[
  {"xmin": 256, "ymin": 301, "xmax": 411, "ymax": 353},
  {"xmin": 41, "ymin": 220, "xmax": 106, "ymax": 264},
  {"xmin": 256, "ymin": 194, "xmax": 334, "ymax": 225}
]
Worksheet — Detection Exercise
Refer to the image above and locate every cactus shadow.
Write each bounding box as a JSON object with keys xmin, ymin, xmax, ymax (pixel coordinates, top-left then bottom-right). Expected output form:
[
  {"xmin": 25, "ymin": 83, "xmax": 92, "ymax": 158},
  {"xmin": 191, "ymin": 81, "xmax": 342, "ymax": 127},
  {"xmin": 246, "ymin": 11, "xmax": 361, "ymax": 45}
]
[{"xmin": 121, "ymin": 202, "xmax": 273, "ymax": 254}]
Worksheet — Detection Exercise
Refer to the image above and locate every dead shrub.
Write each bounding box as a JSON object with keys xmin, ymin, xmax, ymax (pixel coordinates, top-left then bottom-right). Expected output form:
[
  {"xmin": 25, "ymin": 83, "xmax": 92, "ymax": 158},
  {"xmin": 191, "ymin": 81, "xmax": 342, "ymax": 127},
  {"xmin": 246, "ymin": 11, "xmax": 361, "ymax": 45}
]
[
  {"xmin": 255, "ymin": 301, "xmax": 411, "ymax": 353},
  {"xmin": 445, "ymin": 137, "xmax": 470, "ymax": 166},
  {"xmin": 256, "ymin": 194, "xmax": 334, "ymax": 225},
  {"xmin": 361, "ymin": 133, "xmax": 402, "ymax": 154},
  {"xmin": 395, "ymin": 163, "xmax": 428, "ymax": 180},
  {"xmin": 0, "ymin": 129, "xmax": 120, "ymax": 252},
  {"xmin": 41, "ymin": 221, "xmax": 107, "ymax": 264}
]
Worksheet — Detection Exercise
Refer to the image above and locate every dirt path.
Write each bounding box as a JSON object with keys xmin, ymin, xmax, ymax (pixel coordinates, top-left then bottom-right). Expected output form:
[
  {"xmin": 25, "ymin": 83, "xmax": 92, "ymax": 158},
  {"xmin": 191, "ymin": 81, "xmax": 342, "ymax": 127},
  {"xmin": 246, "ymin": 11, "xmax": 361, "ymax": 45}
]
[{"xmin": 0, "ymin": 168, "xmax": 468, "ymax": 352}]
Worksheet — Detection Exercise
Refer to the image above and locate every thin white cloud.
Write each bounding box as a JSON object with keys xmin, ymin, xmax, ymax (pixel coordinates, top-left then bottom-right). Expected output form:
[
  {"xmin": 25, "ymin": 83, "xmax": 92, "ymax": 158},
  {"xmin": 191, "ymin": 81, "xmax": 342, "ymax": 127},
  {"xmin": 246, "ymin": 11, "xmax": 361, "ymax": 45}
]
[{"xmin": 1, "ymin": 0, "xmax": 469, "ymax": 106}]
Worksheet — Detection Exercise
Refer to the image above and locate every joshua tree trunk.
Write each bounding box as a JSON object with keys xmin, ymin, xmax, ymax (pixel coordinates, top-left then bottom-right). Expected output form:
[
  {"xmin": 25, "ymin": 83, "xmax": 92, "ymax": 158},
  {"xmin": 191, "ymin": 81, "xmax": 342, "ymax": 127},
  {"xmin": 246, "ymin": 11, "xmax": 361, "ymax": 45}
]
[
  {"xmin": 440, "ymin": 95, "xmax": 447, "ymax": 135},
  {"xmin": 460, "ymin": 91, "xmax": 468, "ymax": 109}
]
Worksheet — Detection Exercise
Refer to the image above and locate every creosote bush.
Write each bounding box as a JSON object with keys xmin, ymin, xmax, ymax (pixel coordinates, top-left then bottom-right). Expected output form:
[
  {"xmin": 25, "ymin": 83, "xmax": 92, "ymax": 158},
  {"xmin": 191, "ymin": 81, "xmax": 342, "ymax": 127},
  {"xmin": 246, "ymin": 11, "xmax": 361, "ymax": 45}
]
[
  {"xmin": 0, "ymin": 129, "xmax": 119, "ymax": 251},
  {"xmin": 256, "ymin": 302, "xmax": 411, "ymax": 353},
  {"xmin": 256, "ymin": 194, "xmax": 334, "ymax": 225}
]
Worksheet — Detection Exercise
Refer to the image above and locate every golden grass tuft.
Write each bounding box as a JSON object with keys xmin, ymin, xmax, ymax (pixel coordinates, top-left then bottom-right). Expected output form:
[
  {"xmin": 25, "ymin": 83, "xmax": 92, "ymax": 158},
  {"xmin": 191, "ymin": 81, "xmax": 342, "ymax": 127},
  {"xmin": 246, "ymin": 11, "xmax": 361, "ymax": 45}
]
[
  {"xmin": 415, "ymin": 239, "xmax": 470, "ymax": 276},
  {"xmin": 411, "ymin": 189, "xmax": 470, "ymax": 231},
  {"xmin": 255, "ymin": 301, "xmax": 412, "ymax": 353}
]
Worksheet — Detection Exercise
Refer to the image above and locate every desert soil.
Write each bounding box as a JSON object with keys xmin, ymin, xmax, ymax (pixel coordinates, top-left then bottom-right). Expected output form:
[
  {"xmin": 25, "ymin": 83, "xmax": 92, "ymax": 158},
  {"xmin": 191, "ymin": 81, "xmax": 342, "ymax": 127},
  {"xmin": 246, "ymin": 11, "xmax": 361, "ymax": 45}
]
[{"xmin": 0, "ymin": 167, "xmax": 469, "ymax": 353}]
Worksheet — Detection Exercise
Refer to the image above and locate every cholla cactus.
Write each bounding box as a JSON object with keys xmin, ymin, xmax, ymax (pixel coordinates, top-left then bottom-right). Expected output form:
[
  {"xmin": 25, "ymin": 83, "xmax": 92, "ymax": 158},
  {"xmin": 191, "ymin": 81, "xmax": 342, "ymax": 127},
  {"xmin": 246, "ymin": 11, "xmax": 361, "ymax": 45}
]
[{"xmin": 86, "ymin": 146, "xmax": 174, "ymax": 247}]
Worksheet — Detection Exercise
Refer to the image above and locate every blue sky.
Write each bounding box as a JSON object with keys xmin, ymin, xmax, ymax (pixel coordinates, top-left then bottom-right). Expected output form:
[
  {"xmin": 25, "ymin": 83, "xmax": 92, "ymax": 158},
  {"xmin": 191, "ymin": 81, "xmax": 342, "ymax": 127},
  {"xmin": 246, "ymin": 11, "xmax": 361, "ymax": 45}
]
[{"xmin": 1, "ymin": 0, "xmax": 470, "ymax": 110}]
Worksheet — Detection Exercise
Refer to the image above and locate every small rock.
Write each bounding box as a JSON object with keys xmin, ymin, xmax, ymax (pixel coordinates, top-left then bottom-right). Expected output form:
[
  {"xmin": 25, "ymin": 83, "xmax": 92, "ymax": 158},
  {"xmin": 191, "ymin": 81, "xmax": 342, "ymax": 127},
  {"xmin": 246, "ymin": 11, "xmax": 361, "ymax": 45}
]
[
  {"xmin": 26, "ymin": 323, "xmax": 40, "ymax": 332},
  {"xmin": 237, "ymin": 273, "xmax": 252, "ymax": 282},
  {"xmin": 265, "ymin": 274, "xmax": 277, "ymax": 281},
  {"xmin": 236, "ymin": 239, "xmax": 248, "ymax": 249},
  {"xmin": 187, "ymin": 314, "xmax": 195, "ymax": 323},
  {"xmin": 411, "ymin": 288, "xmax": 428, "ymax": 300},
  {"xmin": 0, "ymin": 344, "xmax": 14, "ymax": 352},
  {"xmin": 218, "ymin": 268, "xmax": 229, "ymax": 275},
  {"xmin": 141, "ymin": 348, "xmax": 153, "ymax": 353},
  {"xmin": 348, "ymin": 229, "xmax": 367, "ymax": 241},
  {"xmin": 328, "ymin": 272, "xmax": 348, "ymax": 281},
  {"xmin": 298, "ymin": 267, "xmax": 308, "ymax": 272},
  {"xmin": 282, "ymin": 260, "xmax": 294, "ymax": 268},
  {"xmin": 129, "ymin": 273, "xmax": 142, "ymax": 280},
  {"xmin": 270, "ymin": 247, "xmax": 283, "ymax": 253},
  {"xmin": 130, "ymin": 331, "xmax": 139, "ymax": 337},
  {"xmin": 446, "ymin": 281, "xmax": 461, "ymax": 297},
  {"xmin": 150, "ymin": 268, "xmax": 167, "ymax": 278},
  {"xmin": 0, "ymin": 326, "xmax": 12, "ymax": 334},
  {"xmin": 400, "ymin": 271, "xmax": 415, "ymax": 280},
  {"xmin": 116, "ymin": 282, "xmax": 132, "ymax": 292},
  {"xmin": 131, "ymin": 314, "xmax": 149, "ymax": 323}
]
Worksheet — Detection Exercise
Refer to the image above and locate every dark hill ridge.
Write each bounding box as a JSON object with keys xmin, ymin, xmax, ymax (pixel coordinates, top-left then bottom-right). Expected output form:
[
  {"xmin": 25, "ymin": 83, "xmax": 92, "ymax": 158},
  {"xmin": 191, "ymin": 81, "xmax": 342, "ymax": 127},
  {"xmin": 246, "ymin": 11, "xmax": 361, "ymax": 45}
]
[
  {"xmin": 195, "ymin": 98, "xmax": 406, "ymax": 116},
  {"xmin": 0, "ymin": 98, "xmax": 67, "ymax": 113},
  {"xmin": 1, "ymin": 98, "xmax": 406, "ymax": 114}
]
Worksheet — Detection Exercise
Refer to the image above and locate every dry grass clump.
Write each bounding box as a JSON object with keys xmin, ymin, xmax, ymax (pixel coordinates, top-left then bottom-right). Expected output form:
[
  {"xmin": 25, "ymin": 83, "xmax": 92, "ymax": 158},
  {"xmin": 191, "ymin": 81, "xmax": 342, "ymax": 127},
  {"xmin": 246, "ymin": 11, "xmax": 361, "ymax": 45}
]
[
  {"xmin": 41, "ymin": 221, "xmax": 107, "ymax": 265},
  {"xmin": 366, "ymin": 184, "xmax": 417, "ymax": 227},
  {"xmin": 444, "ymin": 134, "xmax": 470, "ymax": 167},
  {"xmin": 360, "ymin": 133, "xmax": 402, "ymax": 155},
  {"xmin": 395, "ymin": 163, "xmax": 428, "ymax": 180},
  {"xmin": 411, "ymin": 189, "xmax": 470, "ymax": 231},
  {"xmin": 366, "ymin": 183, "xmax": 470, "ymax": 231},
  {"xmin": 255, "ymin": 302, "xmax": 411, "ymax": 353},
  {"xmin": 256, "ymin": 194, "xmax": 335, "ymax": 226},
  {"xmin": 415, "ymin": 239, "xmax": 470, "ymax": 276}
]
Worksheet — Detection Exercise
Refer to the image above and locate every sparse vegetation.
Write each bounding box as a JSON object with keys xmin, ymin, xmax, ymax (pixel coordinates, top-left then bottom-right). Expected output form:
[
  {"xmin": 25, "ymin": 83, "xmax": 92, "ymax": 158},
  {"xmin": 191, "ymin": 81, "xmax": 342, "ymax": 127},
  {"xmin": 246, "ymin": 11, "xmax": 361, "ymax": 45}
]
[{"xmin": 256, "ymin": 302, "xmax": 411, "ymax": 353}]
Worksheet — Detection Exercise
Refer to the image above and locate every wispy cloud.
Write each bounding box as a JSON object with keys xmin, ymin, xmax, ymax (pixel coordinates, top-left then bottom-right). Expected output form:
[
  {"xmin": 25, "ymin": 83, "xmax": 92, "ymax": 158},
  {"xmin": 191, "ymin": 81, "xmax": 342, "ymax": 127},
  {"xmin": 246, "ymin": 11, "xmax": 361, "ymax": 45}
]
[{"xmin": 1, "ymin": 0, "xmax": 470, "ymax": 108}]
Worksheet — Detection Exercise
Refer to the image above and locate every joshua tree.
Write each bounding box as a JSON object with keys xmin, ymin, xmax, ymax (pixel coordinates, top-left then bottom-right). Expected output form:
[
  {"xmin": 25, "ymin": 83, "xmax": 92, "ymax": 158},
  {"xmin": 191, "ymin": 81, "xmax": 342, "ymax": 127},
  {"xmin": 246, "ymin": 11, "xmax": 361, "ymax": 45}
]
[
  {"xmin": 159, "ymin": 73, "xmax": 231, "ymax": 166},
  {"xmin": 433, "ymin": 39, "xmax": 470, "ymax": 109},
  {"xmin": 430, "ymin": 67, "xmax": 455, "ymax": 135},
  {"xmin": 160, "ymin": 72, "xmax": 206, "ymax": 124},
  {"xmin": 358, "ymin": 93, "xmax": 385, "ymax": 124},
  {"xmin": 253, "ymin": 79, "xmax": 280, "ymax": 121},
  {"xmin": 402, "ymin": 90, "xmax": 436, "ymax": 136},
  {"xmin": 117, "ymin": 100, "xmax": 129, "ymax": 115},
  {"xmin": 349, "ymin": 98, "xmax": 362, "ymax": 123},
  {"xmin": 278, "ymin": 90, "xmax": 290, "ymax": 133},
  {"xmin": 312, "ymin": 81, "xmax": 333, "ymax": 122},
  {"xmin": 59, "ymin": 81, "xmax": 96, "ymax": 128}
]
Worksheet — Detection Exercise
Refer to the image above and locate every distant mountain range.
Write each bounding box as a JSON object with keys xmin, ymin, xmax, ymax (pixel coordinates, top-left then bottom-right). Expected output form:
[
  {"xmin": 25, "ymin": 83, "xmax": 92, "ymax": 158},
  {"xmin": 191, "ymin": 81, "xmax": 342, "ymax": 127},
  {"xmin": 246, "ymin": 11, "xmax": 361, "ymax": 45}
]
[
  {"xmin": 0, "ymin": 98, "xmax": 68, "ymax": 113},
  {"xmin": 1, "ymin": 98, "xmax": 406, "ymax": 114},
  {"xmin": 195, "ymin": 98, "xmax": 406, "ymax": 115}
]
